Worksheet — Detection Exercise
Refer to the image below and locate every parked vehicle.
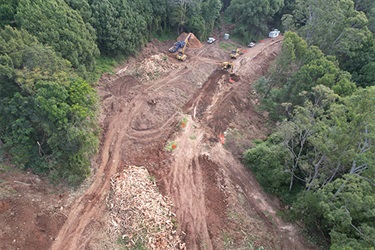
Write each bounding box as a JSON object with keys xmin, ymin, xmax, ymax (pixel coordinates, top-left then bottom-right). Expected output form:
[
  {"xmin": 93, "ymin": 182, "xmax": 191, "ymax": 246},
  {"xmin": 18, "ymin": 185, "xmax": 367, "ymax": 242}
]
[
  {"xmin": 207, "ymin": 37, "xmax": 216, "ymax": 44},
  {"xmin": 248, "ymin": 42, "xmax": 256, "ymax": 48},
  {"xmin": 269, "ymin": 29, "xmax": 280, "ymax": 38}
]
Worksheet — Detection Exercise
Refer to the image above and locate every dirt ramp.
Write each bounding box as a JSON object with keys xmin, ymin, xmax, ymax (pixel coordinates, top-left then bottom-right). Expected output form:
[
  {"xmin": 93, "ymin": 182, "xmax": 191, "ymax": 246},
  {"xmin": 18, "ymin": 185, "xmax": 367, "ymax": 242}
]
[{"xmin": 177, "ymin": 32, "xmax": 202, "ymax": 48}]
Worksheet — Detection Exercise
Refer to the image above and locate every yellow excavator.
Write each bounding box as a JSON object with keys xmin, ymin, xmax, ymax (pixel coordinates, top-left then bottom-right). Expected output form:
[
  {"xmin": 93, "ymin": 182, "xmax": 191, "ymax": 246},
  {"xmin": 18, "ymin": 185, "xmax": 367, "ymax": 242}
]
[
  {"xmin": 176, "ymin": 33, "xmax": 193, "ymax": 61},
  {"xmin": 221, "ymin": 62, "xmax": 234, "ymax": 74},
  {"xmin": 230, "ymin": 48, "xmax": 242, "ymax": 59}
]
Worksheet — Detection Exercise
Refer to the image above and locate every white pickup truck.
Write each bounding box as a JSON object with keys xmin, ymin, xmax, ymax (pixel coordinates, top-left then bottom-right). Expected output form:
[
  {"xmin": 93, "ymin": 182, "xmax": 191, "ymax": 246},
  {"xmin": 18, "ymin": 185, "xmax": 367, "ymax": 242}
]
[
  {"xmin": 207, "ymin": 37, "xmax": 216, "ymax": 44},
  {"xmin": 269, "ymin": 29, "xmax": 280, "ymax": 38}
]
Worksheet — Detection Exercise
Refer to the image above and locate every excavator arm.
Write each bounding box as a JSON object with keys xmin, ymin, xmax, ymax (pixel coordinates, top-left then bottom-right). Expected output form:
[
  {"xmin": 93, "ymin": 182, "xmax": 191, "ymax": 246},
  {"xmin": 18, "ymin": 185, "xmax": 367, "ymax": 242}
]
[{"xmin": 177, "ymin": 33, "xmax": 193, "ymax": 61}]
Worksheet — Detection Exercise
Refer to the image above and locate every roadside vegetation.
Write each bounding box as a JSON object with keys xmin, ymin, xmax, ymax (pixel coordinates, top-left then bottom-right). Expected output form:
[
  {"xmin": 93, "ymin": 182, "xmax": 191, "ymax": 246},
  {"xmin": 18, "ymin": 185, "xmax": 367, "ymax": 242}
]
[
  {"xmin": 0, "ymin": 0, "xmax": 222, "ymax": 185},
  {"xmin": 0, "ymin": 0, "xmax": 374, "ymax": 248},
  {"xmin": 245, "ymin": 1, "xmax": 375, "ymax": 248}
]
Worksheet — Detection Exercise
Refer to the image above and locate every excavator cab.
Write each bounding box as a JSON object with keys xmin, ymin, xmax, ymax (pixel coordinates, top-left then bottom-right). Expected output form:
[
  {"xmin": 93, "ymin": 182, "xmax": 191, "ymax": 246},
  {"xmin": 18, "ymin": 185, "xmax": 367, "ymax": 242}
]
[
  {"xmin": 230, "ymin": 48, "xmax": 241, "ymax": 59},
  {"xmin": 176, "ymin": 51, "xmax": 187, "ymax": 61},
  {"xmin": 221, "ymin": 62, "xmax": 234, "ymax": 74}
]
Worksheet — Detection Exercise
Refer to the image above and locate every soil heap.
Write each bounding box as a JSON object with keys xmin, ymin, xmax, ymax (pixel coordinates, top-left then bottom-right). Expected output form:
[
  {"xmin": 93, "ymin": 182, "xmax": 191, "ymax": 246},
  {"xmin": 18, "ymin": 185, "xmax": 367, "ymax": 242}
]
[{"xmin": 177, "ymin": 32, "xmax": 202, "ymax": 48}]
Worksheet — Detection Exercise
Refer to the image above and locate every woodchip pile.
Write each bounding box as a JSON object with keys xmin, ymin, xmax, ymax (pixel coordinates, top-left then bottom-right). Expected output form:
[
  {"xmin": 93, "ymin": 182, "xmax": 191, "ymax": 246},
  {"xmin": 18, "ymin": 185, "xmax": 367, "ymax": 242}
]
[{"xmin": 107, "ymin": 166, "xmax": 185, "ymax": 249}]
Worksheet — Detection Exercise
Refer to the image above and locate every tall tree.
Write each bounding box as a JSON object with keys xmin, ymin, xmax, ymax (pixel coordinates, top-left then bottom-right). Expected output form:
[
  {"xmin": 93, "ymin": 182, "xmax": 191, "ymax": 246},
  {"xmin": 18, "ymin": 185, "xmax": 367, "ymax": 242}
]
[
  {"xmin": 0, "ymin": 26, "xmax": 98, "ymax": 185},
  {"xmin": 226, "ymin": 0, "xmax": 284, "ymax": 40},
  {"xmin": 245, "ymin": 86, "xmax": 375, "ymax": 248},
  {"xmin": 282, "ymin": 0, "xmax": 372, "ymax": 69},
  {"xmin": 15, "ymin": 0, "xmax": 99, "ymax": 72},
  {"xmin": 0, "ymin": 0, "xmax": 17, "ymax": 28},
  {"xmin": 90, "ymin": 0, "xmax": 149, "ymax": 55},
  {"xmin": 255, "ymin": 32, "xmax": 356, "ymax": 119}
]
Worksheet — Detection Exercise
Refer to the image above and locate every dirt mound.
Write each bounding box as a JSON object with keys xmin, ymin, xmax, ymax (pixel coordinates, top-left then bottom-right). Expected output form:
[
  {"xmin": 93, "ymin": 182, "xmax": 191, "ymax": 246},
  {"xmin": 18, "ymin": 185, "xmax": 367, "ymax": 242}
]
[{"xmin": 177, "ymin": 32, "xmax": 202, "ymax": 49}]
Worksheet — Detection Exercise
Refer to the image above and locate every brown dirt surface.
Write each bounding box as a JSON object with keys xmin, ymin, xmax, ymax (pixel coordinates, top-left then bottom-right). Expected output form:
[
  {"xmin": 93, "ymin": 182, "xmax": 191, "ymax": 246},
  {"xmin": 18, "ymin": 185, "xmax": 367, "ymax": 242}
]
[
  {"xmin": 0, "ymin": 166, "xmax": 71, "ymax": 250},
  {"xmin": 3, "ymin": 34, "xmax": 318, "ymax": 250},
  {"xmin": 177, "ymin": 32, "xmax": 203, "ymax": 48}
]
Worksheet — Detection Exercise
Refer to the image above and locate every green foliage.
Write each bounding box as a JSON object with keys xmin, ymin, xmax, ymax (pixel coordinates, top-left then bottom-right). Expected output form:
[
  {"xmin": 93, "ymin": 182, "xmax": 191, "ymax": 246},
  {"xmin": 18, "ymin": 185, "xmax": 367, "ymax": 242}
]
[
  {"xmin": 0, "ymin": 0, "xmax": 17, "ymax": 28},
  {"xmin": 340, "ymin": 39, "xmax": 375, "ymax": 87},
  {"xmin": 0, "ymin": 25, "xmax": 99, "ymax": 186},
  {"xmin": 168, "ymin": 0, "xmax": 221, "ymax": 39},
  {"xmin": 64, "ymin": 0, "xmax": 92, "ymax": 22},
  {"xmin": 89, "ymin": 0, "xmax": 149, "ymax": 55},
  {"xmin": 226, "ymin": 0, "xmax": 284, "ymax": 40},
  {"xmin": 219, "ymin": 41, "xmax": 237, "ymax": 51},
  {"xmin": 15, "ymin": 0, "xmax": 99, "ymax": 71},
  {"xmin": 151, "ymin": 29, "xmax": 176, "ymax": 42},
  {"xmin": 89, "ymin": 56, "xmax": 119, "ymax": 83},
  {"xmin": 244, "ymin": 138, "xmax": 292, "ymax": 197},
  {"xmin": 246, "ymin": 86, "xmax": 375, "ymax": 248},
  {"xmin": 282, "ymin": 0, "xmax": 375, "ymax": 88},
  {"xmin": 255, "ymin": 32, "xmax": 356, "ymax": 119},
  {"xmin": 165, "ymin": 141, "xmax": 177, "ymax": 152},
  {"xmin": 295, "ymin": 175, "xmax": 375, "ymax": 249}
]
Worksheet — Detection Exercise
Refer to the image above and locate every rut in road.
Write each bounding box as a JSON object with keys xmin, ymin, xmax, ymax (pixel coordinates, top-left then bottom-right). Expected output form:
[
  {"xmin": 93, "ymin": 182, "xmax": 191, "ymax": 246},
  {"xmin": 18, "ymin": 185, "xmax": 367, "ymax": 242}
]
[{"xmin": 52, "ymin": 36, "xmax": 316, "ymax": 250}]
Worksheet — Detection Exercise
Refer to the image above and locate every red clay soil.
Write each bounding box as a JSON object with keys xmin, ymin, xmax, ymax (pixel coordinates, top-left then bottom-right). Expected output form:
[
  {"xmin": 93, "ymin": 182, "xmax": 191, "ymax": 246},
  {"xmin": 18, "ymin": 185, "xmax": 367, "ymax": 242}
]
[
  {"xmin": 0, "ymin": 168, "xmax": 69, "ymax": 250},
  {"xmin": 1, "ymin": 35, "xmax": 318, "ymax": 250}
]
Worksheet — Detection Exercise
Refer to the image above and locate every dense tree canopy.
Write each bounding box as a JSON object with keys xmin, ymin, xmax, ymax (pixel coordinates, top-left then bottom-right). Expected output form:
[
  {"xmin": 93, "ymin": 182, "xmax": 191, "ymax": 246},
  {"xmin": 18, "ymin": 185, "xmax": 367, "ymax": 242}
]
[
  {"xmin": 0, "ymin": 0, "xmax": 17, "ymax": 28},
  {"xmin": 15, "ymin": 0, "xmax": 99, "ymax": 72},
  {"xmin": 255, "ymin": 32, "xmax": 356, "ymax": 119},
  {"xmin": 226, "ymin": 0, "xmax": 284, "ymax": 40},
  {"xmin": 0, "ymin": 26, "xmax": 98, "ymax": 185},
  {"xmin": 281, "ymin": 0, "xmax": 375, "ymax": 87},
  {"xmin": 248, "ymin": 25, "xmax": 374, "ymax": 250}
]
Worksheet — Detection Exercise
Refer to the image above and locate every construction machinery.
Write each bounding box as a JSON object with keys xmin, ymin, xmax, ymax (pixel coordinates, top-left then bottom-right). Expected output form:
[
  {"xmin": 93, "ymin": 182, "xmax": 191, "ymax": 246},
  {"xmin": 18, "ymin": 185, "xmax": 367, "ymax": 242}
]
[
  {"xmin": 176, "ymin": 33, "xmax": 193, "ymax": 61},
  {"xmin": 230, "ymin": 48, "xmax": 242, "ymax": 59},
  {"xmin": 169, "ymin": 41, "xmax": 186, "ymax": 53},
  {"xmin": 221, "ymin": 62, "xmax": 234, "ymax": 74}
]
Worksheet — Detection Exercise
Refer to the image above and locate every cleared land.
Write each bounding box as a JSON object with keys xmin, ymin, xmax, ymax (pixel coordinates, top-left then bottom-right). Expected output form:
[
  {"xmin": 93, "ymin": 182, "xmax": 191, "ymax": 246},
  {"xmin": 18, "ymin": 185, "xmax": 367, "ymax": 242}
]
[{"xmin": 1, "ymin": 35, "xmax": 317, "ymax": 250}]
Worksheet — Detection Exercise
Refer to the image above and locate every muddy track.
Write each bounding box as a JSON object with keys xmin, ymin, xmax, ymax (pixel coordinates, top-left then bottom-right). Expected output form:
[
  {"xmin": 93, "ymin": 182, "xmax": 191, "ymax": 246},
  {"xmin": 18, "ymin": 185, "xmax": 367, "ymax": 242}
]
[{"xmin": 52, "ymin": 36, "xmax": 316, "ymax": 250}]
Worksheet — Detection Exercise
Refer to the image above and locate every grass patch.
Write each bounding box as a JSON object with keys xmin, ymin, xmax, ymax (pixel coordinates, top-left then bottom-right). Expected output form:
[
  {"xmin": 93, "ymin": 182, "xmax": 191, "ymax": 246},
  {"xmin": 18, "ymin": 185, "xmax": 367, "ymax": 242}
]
[
  {"xmin": 89, "ymin": 55, "xmax": 126, "ymax": 83},
  {"xmin": 165, "ymin": 141, "xmax": 177, "ymax": 152},
  {"xmin": 118, "ymin": 235, "xmax": 147, "ymax": 250},
  {"xmin": 219, "ymin": 41, "xmax": 237, "ymax": 51},
  {"xmin": 244, "ymin": 240, "xmax": 265, "ymax": 250},
  {"xmin": 147, "ymin": 174, "xmax": 156, "ymax": 183},
  {"xmin": 179, "ymin": 117, "xmax": 188, "ymax": 129},
  {"xmin": 189, "ymin": 135, "xmax": 197, "ymax": 140}
]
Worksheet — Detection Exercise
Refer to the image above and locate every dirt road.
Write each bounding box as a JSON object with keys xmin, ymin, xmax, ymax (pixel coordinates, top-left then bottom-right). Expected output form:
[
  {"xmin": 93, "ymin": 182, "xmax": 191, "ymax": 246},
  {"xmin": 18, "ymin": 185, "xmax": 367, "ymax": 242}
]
[{"xmin": 51, "ymin": 36, "xmax": 317, "ymax": 249}]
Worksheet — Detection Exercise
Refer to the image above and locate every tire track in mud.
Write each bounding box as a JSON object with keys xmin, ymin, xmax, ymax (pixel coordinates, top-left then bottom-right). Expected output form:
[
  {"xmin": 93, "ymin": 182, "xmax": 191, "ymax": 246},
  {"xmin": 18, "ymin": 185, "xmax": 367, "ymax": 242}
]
[
  {"xmin": 52, "ymin": 36, "xmax": 316, "ymax": 250},
  {"xmin": 51, "ymin": 63, "xmax": 203, "ymax": 249},
  {"xmin": 51, "ymin": 111, "xmax": 128, "ymax": 249}
]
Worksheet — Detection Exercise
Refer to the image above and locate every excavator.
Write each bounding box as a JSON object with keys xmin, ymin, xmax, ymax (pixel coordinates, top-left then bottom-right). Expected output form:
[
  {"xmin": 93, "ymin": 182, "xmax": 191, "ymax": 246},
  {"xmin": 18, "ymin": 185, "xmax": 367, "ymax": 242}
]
[
  {"xmin": 176, "ymin": 33, "xmax": 193, "ymax": 61},
  {"xmin": 221, "ymin": 62, "xmax": 234, "ymax": 74},
  {"xmin": 230, "ymin": 48, "xmax": 242, "ymax": 59}
]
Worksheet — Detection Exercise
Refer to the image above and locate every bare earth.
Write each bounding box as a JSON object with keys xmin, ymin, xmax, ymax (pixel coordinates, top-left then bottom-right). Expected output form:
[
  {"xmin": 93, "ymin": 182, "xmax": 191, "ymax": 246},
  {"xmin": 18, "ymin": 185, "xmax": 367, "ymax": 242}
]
[{"xmin": 1, "ymin": 36, "xmax": 318, "ymax": 250}]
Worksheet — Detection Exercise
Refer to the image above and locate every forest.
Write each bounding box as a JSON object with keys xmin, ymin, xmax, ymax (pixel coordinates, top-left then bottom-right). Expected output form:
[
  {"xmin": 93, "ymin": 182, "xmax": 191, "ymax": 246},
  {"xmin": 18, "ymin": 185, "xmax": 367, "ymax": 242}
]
[{"xmin": 0, "ymin": 0, "xmax": 374, "ymax": 249}]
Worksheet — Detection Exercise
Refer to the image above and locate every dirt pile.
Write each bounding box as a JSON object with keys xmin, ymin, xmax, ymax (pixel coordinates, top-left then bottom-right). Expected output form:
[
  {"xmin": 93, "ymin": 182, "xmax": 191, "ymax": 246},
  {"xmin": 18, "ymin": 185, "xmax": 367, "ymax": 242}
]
[
  {"xmin": 107, "ymin": 166, "xmax": 184, "ymax": 249},
  {"xmin": 177, "ymin": 32, "xmax": 202, "ymax": 48},
  {"xmin": 116, "ymin": 53, "xmax": 182, "ymax": 82}
]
